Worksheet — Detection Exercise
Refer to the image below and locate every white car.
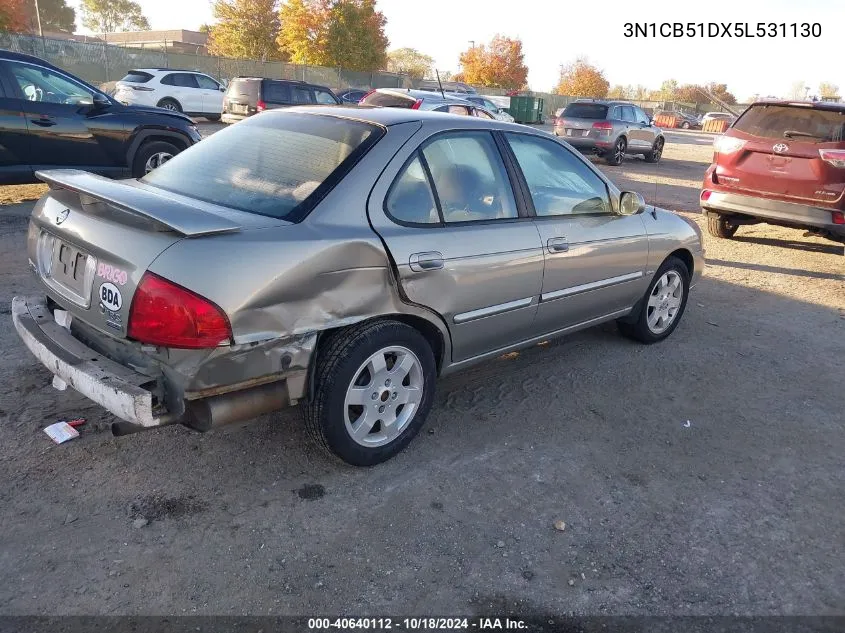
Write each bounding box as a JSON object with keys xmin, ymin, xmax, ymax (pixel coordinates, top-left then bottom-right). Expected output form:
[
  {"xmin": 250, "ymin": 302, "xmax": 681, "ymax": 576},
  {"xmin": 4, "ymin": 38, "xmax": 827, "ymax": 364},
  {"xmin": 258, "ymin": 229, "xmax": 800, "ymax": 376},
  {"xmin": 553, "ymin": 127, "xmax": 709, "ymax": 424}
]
[
  {"xmin": 114, "ymin": 69, "xmax": 225, "ymax": 121},
  {"xmin": 453, "ymin": 94, "xmax": 515, "ymax": 123}
]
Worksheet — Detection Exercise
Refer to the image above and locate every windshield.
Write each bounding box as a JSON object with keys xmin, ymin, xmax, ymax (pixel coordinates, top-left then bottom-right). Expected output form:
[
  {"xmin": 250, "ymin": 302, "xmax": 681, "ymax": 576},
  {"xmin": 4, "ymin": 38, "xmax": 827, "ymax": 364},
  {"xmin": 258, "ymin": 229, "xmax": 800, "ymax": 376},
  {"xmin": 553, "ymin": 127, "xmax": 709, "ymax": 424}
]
[
  {"xmin": 142, "ymin": 113, "xmax": 384, "ymax": 221},
  {"xmin": 562, "ymin": 103, "xmax": 609, "ymax": 119},
  {"xmin": 733, "ymin": 104, "xmax": 845, "ymax": 142}
]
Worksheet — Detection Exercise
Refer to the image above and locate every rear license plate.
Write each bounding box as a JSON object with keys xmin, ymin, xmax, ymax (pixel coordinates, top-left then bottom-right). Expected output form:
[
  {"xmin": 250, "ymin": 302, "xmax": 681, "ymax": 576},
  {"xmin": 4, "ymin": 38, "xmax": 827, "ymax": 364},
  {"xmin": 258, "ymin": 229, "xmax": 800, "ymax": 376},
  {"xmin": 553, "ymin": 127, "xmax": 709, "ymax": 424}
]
[
  {"xmin": 565, "ymin": 129, "xmax": 589, "ymax": 137},
  {"xmin": 234, "ymin": 104, "xmax": 248, "ymax": 114},
  {"xmin": 53, "ymin": 242, "xmax": 89, "ymax": 295}
]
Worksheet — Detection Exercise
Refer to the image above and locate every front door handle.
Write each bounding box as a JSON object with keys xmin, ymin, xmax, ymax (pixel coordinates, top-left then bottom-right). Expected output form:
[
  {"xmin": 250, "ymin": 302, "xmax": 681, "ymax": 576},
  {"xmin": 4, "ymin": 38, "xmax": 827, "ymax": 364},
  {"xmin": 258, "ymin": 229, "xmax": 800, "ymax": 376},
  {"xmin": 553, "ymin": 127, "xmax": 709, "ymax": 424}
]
[
  {"xmin": 546, "ymin": 238, "xmax": 569, "ymax": 253},
  {"xmin": 30, "ymin": 117, "xmax": 56, "ymax": 127},
  {"xmin": 409, "ymin": 251, "xmax": 444, "ymax": 271}
]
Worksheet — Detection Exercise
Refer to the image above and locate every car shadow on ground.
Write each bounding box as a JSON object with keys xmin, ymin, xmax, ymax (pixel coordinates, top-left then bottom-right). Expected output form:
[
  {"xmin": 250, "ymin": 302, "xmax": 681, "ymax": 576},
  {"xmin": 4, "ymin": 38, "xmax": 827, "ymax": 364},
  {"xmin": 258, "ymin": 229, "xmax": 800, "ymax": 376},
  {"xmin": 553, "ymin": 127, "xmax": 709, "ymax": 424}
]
[
  {"xmin": 706, "ymin": 257, "xmax": 844, "ymax": 280},
  {"xmin": 731, "ymin": 235, "xmax": 845, "ymax": 256},
  {"xmin": 1, "ymin": 274, "xmax": 843, "ymax": 615}
]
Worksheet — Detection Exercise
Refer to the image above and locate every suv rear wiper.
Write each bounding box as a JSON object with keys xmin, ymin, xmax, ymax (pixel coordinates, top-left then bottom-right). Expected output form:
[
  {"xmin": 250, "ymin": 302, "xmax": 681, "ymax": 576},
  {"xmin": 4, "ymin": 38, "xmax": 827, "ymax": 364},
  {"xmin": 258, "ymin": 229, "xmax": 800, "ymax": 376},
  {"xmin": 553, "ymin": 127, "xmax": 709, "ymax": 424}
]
[{"xmin": 783, "ymin": 130, "xmax": 824, "ymax": 139}]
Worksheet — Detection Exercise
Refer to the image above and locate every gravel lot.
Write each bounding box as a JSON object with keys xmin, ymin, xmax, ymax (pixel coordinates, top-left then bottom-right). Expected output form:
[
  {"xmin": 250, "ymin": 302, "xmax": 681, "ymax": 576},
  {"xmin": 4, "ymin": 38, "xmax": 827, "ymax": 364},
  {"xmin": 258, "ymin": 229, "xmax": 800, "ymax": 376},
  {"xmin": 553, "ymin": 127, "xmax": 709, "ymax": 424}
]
[{"xmin": 0, "ymin": 125, "xmax": 843, "ymax": 617}]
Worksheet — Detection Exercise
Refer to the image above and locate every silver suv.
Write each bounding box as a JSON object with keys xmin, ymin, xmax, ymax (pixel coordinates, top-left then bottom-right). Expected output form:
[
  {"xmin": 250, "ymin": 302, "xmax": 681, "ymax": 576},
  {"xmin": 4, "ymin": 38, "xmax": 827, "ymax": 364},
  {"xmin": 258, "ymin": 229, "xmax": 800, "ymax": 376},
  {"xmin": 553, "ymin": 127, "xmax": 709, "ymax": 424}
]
[{"xmin": 555, "ymin": 100, "xmax": 665, "ymax": 165}]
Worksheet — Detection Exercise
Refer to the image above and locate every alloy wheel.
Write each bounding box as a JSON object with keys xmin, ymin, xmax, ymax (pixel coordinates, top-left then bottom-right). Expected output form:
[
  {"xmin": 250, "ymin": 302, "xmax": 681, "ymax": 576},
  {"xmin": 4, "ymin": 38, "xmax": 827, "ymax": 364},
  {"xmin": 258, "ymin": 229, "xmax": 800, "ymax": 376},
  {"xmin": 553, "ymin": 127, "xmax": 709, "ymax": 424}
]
[
  {"xmin": 144, "ymin": 152, "xmax": 173, "ymax": 173},
  {"xmin": 647, "ymin": 271, "xmax": 683, "ymax": 334}
]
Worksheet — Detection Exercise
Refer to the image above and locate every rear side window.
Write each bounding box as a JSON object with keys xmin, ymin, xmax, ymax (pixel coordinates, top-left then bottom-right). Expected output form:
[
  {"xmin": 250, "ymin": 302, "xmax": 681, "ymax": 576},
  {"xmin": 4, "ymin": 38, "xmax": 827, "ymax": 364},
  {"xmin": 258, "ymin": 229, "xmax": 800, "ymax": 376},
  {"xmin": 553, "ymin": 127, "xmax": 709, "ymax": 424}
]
[
  {"xmin": 314, "ymin": 88, "xmax": 339, "ymax": 105},
  {"xmin": 292, "ymin": 86, "xmax": 312, "ymax": 104},
  {"xmin": 562, "ymin": 103, "xmax": 609, "ymax": 119},
  {"xmin": 141, "ymin": 113, "xmax": 384, "ymax": 221},
  {"xmin": 161, "ymin": 73, "xmax": 199, "ymax": 88},
  {"xmin": 262, "ymin": 81, "xmax": 290, "ymax": 103},
  {"xmin": 120, "ymin": 71, "xmax": 153, "ymax": 83},
  {"xmin": 733, "ymin": 105, "xmax": 845, "ymax": 142},
  {"xmin": 386, "ymin": 155, "xmax": 439, "ymax": 224},
  {"xmin": 359, "ymin": 91, "xmax": 416, "ymax": 108}
]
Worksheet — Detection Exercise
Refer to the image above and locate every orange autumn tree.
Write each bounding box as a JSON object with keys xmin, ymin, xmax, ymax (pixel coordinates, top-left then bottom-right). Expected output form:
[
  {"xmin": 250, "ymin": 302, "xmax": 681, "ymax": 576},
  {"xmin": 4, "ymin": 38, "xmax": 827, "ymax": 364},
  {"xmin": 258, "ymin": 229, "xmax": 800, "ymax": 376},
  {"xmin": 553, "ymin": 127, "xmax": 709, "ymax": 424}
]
[
  {"xmin": 554, "ymin": 57, "xmax": 609, "ymax": 98},
  {"xmin": 0, "ymin": 0, "xmax": 29, "ymax": 32},
  {"xmin": 456, "ymin": 35, "xmax": 528, "ymax": 90}
]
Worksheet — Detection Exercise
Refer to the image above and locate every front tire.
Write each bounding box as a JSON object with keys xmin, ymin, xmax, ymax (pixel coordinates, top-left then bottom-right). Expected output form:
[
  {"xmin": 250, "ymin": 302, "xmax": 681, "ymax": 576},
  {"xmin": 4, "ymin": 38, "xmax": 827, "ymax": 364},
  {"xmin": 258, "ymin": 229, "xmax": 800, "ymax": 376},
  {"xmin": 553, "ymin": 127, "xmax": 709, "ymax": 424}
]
[
  {"xmin": 131, "ymin": 140, "xmax": 179, "ymax": 178},
  {"xmin": 204, "ymin": 114, "xmax": 221, "ymax": 122},
  {"xmin": 644, "ymin": 137, "xmax": 664, "ymax": 163},
  {"xmin": 681, "ymin": 121, "xmax": 691, "ymax": 129},
  {"xmin": 617, "ymin": 256, "xmax": 690, "ymax": 344},
  {"xmin": 707, "ymin": 213, "xmax": 739, "ymax": 238},
  {"xmin": 304, "ymin": 320, "xmax": 436, "ymax": 466},
  {"xmin": 605, "ymin": 137, "xmax": 626, "ymax": 166}
]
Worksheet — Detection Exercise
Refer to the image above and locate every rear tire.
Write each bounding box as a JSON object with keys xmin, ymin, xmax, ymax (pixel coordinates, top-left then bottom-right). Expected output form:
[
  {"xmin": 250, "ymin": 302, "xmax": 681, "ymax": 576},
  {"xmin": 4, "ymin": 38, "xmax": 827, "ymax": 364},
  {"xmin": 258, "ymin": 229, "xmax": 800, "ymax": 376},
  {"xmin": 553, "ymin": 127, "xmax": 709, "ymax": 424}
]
[
  {"xmin": 304, "ymin": 320, "xmax": 436, "ymax": 466},
  {"xmin": 204, "ymin": 114, "xmax": 221, "ymax": 122},
  {"xmin": 157, "ymin": 98, "xmax": 182, "ymax": 112},
  {"xmin": 132, "ymin": 140, "xmax": 179, "ymax": 178},
  {"xmin": 605, "ymin": 137, "xmax": 626, "ymax": 166},
  {"xmin": 617, "ymin": 256, "xmax": 690, "ymax": 344},
  {"xmin": 682, "ymin": 121, "xmax": 691, "ymax": 129},
  {"xmin": 707, "ymin": 213, "xmax": 739, "ymax": 238}
]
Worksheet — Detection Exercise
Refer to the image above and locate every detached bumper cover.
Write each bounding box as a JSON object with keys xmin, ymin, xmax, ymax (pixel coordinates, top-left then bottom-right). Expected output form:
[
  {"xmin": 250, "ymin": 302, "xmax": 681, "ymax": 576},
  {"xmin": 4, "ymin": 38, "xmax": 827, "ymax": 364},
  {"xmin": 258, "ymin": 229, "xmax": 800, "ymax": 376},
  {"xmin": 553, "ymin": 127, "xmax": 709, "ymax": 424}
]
[{"xmin": 12, "ymin": 295, "xmax": 167, "ymax": 428}]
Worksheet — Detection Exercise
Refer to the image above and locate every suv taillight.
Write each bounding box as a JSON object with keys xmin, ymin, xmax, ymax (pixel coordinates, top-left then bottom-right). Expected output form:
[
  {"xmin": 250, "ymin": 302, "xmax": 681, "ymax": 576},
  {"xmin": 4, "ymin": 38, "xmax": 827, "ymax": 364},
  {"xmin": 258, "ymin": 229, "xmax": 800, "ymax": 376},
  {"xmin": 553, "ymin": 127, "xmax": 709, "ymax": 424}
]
[
  {"xmin": 256, "ymin": 99, "xmax": 267, "ymax": 112},
  {"xmin": 713, "ymin": 135, "xmax": 746, "ymax": 154},
  {"xmin": 592, "ymin": 121, "xmax": 613, "ymax": 136},
  {"xmin": 411, "ymin": 99, "xmax": 423, "ymax": 110},
  {"xmin": 358, "ymin": 89, "xmax": 376, "ymax": 105},
  {"xmin": 128, "ymin": 272, "xmax": 232, "ymax": 349},
  {"xmin": 819, "ymin": 149, "xmax": 845, "ymax": 168}
]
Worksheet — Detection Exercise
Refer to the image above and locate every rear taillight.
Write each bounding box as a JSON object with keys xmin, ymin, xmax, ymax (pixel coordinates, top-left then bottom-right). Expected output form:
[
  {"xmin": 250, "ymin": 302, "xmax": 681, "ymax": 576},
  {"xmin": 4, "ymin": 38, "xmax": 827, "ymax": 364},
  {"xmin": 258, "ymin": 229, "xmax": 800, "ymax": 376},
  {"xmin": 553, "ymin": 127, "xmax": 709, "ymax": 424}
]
[
  {"xmin": 700, "ymin": 190, "xmax": 712, "ymax": 202},
  {"xmin": 256, "ymin": 99, "xmax": 267, "ymax": 112},
  {"xmin": 128, "ymin": 272, "xmax": 232, "ymax": 349},
  {"xmin": 833, "ymin": 211, "xmax": 845, "ymax": 225},
  {"xmin": 358, "ymin": 89, "xmax": 376, "ymax": 105},
  {"xmin": 130, "ymin": 85, "xmax": 155, "ymax": 92},
  {"xmin": 713, "ymin": 135, "xmax": 746, "ymax": 154},
  {"xmin": 819, "ymin": 149, "xmax": 845, "ymax": 168},
  {"xmin": 592, "ymin": 121, "xmax": 613, "ymax": 136},
  {"xmin": 411, "ymin": 99, "xmax": 423, "ymax": 110}
]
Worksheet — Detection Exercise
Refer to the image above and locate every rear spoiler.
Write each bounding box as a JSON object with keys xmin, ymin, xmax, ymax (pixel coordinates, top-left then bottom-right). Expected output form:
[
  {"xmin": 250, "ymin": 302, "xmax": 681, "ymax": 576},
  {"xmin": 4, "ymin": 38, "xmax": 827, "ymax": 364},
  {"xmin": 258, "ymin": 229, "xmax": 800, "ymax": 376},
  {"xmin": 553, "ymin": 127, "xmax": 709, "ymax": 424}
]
[{"xmin": 36, "ymin": 169, "xmax": 241, "ymax": 237}]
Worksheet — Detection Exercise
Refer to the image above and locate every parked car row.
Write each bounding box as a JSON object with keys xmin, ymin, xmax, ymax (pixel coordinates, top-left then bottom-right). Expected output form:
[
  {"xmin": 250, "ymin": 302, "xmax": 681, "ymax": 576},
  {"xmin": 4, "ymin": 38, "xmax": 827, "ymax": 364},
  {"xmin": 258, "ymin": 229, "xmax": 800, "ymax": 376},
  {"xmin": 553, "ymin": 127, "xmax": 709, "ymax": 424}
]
[{"xmin": 358, "ymin": 88, "xmax": 510, "ymax": 121}]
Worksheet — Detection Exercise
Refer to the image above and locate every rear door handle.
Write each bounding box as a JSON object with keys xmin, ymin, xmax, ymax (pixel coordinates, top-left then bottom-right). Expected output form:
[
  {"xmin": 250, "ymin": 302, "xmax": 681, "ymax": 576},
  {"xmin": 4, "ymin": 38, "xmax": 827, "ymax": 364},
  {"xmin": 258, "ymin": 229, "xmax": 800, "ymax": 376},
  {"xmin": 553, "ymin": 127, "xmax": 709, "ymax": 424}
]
[
  {"xmin": 409, "ymin": 251, "xmax": 444, "ymax": 271},
  {"xmin": 546, "ymin": 238, "xmax": 569, "ymax": 253},
  {"xmin": 30, "ymin": 117, "xmax": 56, "ymax": 127}
]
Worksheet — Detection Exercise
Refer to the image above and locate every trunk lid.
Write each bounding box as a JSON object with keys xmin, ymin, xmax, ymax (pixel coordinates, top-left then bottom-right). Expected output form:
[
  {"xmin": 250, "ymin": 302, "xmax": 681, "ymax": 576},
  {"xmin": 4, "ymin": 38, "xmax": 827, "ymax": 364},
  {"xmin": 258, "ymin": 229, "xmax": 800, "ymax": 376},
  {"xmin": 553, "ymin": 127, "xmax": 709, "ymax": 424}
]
[
  {"xmin": 28, "ymin": 170, "xmax": 286, "ymax": 340},
  {"xmin": 714, "ymin": 103, "xmax": 845, "ymax": 206}
]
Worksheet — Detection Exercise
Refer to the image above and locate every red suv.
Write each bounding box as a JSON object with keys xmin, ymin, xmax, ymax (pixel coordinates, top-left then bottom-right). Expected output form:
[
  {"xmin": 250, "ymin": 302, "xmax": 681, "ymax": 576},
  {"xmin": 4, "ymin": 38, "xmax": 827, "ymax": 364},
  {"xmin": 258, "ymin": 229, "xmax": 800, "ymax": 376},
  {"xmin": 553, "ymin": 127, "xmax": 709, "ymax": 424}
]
[{"xmin": 701, "ymin": 101, "xmax": 845, "ymax": 243}]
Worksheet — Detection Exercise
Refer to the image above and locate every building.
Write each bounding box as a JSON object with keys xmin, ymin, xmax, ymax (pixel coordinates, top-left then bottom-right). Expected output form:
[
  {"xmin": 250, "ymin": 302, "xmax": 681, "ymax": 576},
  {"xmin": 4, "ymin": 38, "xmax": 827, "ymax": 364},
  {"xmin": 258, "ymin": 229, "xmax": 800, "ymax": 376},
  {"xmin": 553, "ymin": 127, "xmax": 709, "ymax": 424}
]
[{"xmin": 102, "ymin": 30, "xmax": 209, "ymax": 55}]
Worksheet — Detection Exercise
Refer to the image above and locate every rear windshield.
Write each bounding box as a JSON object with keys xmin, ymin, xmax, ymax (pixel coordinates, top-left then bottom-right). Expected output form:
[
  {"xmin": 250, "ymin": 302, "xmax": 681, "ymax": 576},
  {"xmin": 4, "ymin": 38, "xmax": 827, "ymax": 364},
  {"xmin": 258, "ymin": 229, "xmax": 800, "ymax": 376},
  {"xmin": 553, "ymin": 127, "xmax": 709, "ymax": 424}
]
[
  {"xmin": 562, "ymin": 103, "xmax": 609, "ymax": 119},
  {"xmin": 734, "ymin": 104, "xmax": 845, "ymax": 142},
  {"xmin": 226, "ymin": 78, "xmax": 259, "ymax": 99},
  {"xmin": 359, "ymin": 91, "xmax": 415, "ymax": 108},
  {"xmin": 120, "ymin": 71, "xmax": 153, "ymax": 83},
  {"xmin": 141, "ymin": 113, "xmax": 384, "ymax": 221}
]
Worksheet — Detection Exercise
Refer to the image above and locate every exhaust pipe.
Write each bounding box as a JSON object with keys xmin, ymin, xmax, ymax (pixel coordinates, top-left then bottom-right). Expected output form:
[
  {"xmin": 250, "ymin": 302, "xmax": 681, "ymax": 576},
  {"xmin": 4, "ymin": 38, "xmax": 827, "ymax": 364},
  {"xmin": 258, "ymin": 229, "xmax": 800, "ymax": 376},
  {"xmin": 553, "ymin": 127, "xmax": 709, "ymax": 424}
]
[{"xmin": 185, "ymin": 381, "xmax": 289, "ymax": 432}]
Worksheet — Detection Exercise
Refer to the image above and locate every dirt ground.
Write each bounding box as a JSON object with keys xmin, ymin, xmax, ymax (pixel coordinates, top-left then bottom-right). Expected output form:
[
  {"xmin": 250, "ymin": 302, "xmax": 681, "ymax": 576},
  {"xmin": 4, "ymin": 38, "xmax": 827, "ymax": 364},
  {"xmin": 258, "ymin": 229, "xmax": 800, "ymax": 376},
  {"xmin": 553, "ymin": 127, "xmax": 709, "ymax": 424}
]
[{"xmin": 0, "ymin": 127, "xmax": 843, "ymax": 617}]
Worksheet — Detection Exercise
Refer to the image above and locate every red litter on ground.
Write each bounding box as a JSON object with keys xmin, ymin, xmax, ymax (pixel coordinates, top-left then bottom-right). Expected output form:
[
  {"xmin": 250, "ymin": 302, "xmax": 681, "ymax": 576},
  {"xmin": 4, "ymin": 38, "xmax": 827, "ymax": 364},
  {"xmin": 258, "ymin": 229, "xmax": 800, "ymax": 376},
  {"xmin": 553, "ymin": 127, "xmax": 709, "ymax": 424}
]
[{"xmin": 67, "ymin": 418, "xmax": 86, "ymax": 428}]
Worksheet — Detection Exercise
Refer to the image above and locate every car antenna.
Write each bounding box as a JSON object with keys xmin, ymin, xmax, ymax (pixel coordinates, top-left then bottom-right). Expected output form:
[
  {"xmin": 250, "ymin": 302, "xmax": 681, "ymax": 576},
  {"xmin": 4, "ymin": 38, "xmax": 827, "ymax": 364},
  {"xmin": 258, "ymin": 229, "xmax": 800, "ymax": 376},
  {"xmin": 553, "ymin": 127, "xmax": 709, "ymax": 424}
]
[{"xmin": 435, "ymin": 70, "xmax": 446, "ymax": 99}]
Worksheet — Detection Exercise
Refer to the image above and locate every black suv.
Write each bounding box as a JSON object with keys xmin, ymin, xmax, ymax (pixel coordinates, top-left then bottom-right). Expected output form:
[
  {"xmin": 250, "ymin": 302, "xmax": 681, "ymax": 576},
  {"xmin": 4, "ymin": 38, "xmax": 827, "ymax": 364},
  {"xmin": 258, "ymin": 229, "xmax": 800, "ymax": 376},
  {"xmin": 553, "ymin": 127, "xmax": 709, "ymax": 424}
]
[
  {"xmin": 222, "ymin": 78, "xmax": 341, "ymax": 123},
  {"xmin": 0, "ymin": 50, "xmax": 201, "ymax": 186}
]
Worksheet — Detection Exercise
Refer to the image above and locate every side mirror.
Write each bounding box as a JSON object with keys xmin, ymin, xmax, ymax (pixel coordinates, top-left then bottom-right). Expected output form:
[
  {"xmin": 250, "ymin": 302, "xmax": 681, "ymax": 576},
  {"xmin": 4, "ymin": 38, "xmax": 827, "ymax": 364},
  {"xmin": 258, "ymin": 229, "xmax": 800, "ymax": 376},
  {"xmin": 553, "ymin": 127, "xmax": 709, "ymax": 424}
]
[
  {"xmin": 93, "ymin": 92, "xmax": 111, "ymax": 108},
  {"xmin": 619, "ymin": 191, "xmax": 646, "ymax": 216}
]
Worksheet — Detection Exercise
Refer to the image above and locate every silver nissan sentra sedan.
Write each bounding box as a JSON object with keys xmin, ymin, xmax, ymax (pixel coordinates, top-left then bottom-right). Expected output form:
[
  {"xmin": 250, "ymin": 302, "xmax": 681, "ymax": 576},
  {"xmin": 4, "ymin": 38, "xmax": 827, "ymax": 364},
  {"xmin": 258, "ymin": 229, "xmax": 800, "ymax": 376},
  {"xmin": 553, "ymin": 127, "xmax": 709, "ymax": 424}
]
[{"xmin": 12, "ymin": 106, "xmax": 704, "ymax": 466}]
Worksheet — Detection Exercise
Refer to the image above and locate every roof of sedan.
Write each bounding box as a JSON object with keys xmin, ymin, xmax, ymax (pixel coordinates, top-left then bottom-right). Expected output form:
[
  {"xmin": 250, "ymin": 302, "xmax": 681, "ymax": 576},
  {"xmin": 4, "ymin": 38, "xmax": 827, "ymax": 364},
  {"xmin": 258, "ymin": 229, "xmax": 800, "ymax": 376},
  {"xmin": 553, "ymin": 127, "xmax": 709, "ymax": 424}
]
[{"xmin": 260, "ymin": 105, "xmax": 525, "ymax": 129}]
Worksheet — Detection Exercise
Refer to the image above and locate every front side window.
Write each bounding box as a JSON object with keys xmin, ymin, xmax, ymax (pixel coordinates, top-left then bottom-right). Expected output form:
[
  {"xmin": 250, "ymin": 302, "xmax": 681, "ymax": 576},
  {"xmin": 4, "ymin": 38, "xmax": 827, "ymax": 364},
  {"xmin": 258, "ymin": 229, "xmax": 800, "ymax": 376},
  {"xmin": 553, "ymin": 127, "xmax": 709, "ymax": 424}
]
[
  {"xmin": 196, "ymin": 75, "xmax": 220, "ymax": 90},
  {"xmin": 634, "ymin": 107, "xmax": 650, "ymax": 124},
  {"xmin": 7, "ymin": 61, "xmax": 94, "ymax": 105},
  {"xmin": 142, "ymin": 113, "xmax": 383, "ymax": 221},
  {"xmin": 621, "ymin": 106, "xmax": 637, "ymax": 123},
  {"xmin": 314, "ymin": 89, "xmax": 339, "ymax": 105},
  {"xmin": 505, "ymin": 133, "xmax": 611, "ymax": 216},
  {"xmin": 422, "ymin": 132, "xmax": 518, "ymax": 223},
  {"xmin": 474, "ymin": 108, "xmax": 496, "ymax": 120}
]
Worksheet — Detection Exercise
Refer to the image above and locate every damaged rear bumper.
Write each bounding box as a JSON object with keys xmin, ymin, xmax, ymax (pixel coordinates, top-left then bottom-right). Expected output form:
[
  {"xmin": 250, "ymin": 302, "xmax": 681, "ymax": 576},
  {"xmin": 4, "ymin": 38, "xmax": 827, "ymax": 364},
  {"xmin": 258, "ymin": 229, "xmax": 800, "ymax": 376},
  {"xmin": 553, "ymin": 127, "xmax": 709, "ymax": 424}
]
[
  {"xmin": 12, "ymin": 295, "xmax": 170, "ymax": 428},
  {"xmin": 12, "ymin": 295, "xmax": 318, "ymax": 434}
]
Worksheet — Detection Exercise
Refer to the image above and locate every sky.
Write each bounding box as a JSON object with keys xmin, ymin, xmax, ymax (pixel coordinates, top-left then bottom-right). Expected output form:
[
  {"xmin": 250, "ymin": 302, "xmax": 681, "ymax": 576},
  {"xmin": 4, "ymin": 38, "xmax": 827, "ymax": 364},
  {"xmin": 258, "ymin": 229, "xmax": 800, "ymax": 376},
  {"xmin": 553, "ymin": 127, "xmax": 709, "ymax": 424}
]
[{"xmin": 65, "ymin": 0, "xmax": 845, "ymax": 100}]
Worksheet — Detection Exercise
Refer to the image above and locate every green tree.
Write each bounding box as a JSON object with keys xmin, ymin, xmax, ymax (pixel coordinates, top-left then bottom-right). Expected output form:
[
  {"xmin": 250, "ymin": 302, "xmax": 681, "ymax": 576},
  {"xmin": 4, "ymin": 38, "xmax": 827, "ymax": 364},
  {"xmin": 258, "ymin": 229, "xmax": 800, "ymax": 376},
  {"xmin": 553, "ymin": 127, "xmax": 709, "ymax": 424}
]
[
  {"xmin": 208, "ymin": 0, "xmax": 283, "ymax": 60},
  {"xmin": 29, "ymin": 0, "xmax": 76, "ymax": 33},
  {"xmin": 80, "ymin": 0, "xmax": 150, "ymax": 32},
  {"xmin": 277, "ymin": 0, "xmax": 329, "ymax": 65},
  {"xmin": 323, "ymin": 0, "xmax": 388, "ymax": 71},
  {"xmin": 659, "ymin": 78, "xmax": 678, "ymax": 100},
  {"xmin": 387, "ymin": 48, "xmax": 433, "ymax": 80},
  {"xmin": 818, "ymin": 82, "xmax": 839, "ymax": 99}
]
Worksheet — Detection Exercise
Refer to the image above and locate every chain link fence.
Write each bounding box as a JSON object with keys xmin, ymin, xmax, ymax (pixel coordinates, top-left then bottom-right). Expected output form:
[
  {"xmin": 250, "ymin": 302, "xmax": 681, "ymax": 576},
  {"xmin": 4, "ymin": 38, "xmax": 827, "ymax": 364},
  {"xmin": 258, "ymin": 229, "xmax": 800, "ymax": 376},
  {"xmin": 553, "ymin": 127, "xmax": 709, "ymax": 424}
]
[{"xmin": 0, "ymin": 33, "xmax": 410, "ymax": 91}]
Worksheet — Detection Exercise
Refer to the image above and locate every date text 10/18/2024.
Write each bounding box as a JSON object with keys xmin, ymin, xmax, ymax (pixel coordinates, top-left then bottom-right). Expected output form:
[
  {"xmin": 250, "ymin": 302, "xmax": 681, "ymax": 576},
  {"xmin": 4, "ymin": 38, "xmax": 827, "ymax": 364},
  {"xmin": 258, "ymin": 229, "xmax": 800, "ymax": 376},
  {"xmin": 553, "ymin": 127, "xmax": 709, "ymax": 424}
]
[{"xmin": 308, "ymin": 618, "xmax": 528, "ymax": 630}]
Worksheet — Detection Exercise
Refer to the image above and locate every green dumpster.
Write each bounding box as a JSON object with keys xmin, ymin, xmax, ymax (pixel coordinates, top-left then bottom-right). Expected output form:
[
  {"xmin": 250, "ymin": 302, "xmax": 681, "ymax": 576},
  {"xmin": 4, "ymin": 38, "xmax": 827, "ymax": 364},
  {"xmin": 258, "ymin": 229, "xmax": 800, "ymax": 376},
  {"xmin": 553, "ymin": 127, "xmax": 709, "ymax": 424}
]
[{"xmin": 508, "ymin": 95, "xmax": 545, "ymax": 124}]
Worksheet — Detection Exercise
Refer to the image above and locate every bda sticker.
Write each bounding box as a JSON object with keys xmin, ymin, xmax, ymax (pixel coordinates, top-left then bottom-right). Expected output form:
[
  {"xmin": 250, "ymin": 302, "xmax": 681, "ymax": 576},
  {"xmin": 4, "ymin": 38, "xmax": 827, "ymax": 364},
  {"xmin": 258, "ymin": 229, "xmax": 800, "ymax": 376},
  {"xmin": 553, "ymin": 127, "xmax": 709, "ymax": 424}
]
[{"xmin": 99, "ymin": 282, "xmax": 122, "ymax": 312}]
